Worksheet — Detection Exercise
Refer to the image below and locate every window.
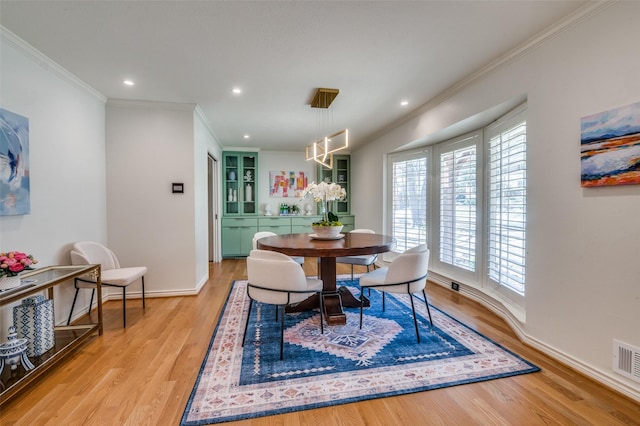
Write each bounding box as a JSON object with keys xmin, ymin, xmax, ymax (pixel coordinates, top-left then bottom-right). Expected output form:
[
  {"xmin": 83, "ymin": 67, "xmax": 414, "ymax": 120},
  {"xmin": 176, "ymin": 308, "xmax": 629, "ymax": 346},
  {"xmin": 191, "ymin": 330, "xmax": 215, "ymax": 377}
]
[
  {"xmin": 389, "ymin": 150, "xmax": 429, "ymax": 253},
  {"xmin": 487, "ymin": 112, "xmax": 527, "ymax": 295},
  {"xmin": 386, "ymin": 103, "xmax": 527, "ymax": 303},
  {"xmin": 438, "ymin": 133, "xmax": 480, "ymax": 273}
]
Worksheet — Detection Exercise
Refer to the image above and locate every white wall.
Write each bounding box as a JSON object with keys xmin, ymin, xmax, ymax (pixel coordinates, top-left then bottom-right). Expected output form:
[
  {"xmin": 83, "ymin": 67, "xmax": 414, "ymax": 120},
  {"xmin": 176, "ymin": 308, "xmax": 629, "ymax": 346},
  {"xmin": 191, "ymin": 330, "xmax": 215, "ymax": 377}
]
[
  {"xmin": 194, "ymin": 109, "xmax": 223, "ymax": 274},
  {"xmin": 256, "ymin": 151, "xmax": 317, "ymax": 216},
  {"xmin": 105, "ymin": 100, "xmax": 198, "ymax": 296},
  {"xmin": 0, "ymin": 30, "xmax": 107, "ymax": 328},
  {"xmin": 352, "ymin": 2, "xmax": 640, "ymax": 400}
]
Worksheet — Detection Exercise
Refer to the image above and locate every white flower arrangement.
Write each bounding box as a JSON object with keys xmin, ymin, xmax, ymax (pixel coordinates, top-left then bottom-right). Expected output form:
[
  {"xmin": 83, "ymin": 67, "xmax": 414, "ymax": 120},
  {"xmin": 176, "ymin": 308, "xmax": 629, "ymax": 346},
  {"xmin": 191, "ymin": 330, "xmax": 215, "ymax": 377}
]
[{"xmin": 300, "ymin": 182, "xmax": 346, "ymax": 226}]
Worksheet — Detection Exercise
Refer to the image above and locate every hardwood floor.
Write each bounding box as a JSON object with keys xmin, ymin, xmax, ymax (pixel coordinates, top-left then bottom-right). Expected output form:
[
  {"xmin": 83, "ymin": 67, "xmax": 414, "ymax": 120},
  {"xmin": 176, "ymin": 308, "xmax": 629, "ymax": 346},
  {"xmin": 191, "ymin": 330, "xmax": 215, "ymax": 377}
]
[{"xmin": 1, "ymin": 259, "xmax": 638, "ymax": 425}]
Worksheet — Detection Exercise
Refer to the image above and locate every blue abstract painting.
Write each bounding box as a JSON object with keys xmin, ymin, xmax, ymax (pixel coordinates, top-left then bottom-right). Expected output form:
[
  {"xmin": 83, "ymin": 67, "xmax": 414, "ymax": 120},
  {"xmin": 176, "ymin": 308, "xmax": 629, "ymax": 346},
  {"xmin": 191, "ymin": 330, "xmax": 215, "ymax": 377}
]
[
  {"xmin": 581, "ymin": 101, "xmax": 640, "ymax": 187},
  {"xmin": 0, "ymin": 108, "xmax": 31, "ymax": 215}
]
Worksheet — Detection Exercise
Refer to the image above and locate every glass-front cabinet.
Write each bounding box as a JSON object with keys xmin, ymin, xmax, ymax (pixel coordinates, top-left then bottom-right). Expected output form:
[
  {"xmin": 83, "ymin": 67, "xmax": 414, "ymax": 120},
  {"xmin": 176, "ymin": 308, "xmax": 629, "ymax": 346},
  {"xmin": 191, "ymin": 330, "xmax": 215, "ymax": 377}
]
[
  {"xmin": 317, "ymin": 154, "xmax": 350, "ymax": 214},
  {"xmin": 224, "ymin": 151, "xmax": 257, "ymax": 215}
]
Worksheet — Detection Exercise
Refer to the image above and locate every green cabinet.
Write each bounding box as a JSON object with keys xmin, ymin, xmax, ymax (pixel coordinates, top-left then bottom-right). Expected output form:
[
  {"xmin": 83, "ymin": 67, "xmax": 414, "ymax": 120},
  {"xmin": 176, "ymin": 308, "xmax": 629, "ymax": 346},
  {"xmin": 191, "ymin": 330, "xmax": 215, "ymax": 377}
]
[
  {"xmin": 317, "ymin": 154, "xmax": 350, "ymax": 214},
  {"xmin": 223, "ymin": 152, "xmax": 257, "ymax": 215},
  {"xmin": 291, "ymin": 216, "xmax": 322, "ymax": 233},
  {"xmin": 221, "ymin": 217, "xmax": 258, "ymax": 257},
  {"xmin": 258, "ymin": 217, "xmax": 291, "ymax": 235}
]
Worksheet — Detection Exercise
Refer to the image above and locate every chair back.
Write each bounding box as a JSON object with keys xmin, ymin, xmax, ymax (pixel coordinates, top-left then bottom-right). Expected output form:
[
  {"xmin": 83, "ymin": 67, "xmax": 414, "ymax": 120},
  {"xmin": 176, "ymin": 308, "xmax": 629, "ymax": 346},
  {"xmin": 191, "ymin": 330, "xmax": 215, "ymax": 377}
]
[
  {"xmin": 350, "ymin": 229, "xmax": 375, "ymax": 234},
  {"xmin": 70, "ymin": 241, "xmax": 120, "ymax": 271},
  {"xmin": 385, "ymin": 244, "xmax": 430, "ymax": 292},
  {"xmin": 246, "ymin": 250, "xmax": 311, "ymax": 304},
  {"xmin": 252, "ymin": 231, "xmax": 277, "ymax": 250}
]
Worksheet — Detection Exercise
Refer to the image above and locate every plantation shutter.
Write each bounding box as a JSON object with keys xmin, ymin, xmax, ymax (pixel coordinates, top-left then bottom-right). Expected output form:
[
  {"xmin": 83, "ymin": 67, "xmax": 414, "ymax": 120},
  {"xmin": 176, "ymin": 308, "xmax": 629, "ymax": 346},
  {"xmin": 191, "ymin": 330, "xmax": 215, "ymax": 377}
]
[
  {"xmin": 390, "ymin": 151, "xmax": 428, "ymax": 253},
  {"xmin": 439, "ymin": 134, "xmax": 479, "ymax": 272},
  {"xmin": 487, "ymin": 112, "xmax": 527, "ymax": 295}
]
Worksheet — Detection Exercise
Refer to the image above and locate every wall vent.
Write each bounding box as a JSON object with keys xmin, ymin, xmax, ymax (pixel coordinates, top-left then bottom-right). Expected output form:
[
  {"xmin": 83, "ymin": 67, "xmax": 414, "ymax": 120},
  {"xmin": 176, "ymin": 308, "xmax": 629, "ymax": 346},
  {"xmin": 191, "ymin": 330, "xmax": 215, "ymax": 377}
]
[{"xmin": 612, "ymin": 340, "xmax": 640, "ymax": 383}]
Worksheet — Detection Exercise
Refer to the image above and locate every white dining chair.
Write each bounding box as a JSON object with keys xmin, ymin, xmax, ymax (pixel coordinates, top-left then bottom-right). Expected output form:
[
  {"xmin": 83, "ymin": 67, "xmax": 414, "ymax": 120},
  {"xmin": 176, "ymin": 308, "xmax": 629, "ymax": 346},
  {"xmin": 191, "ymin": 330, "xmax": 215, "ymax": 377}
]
[
  {"xmin": 67, "ymin": 241, "xmax": 147, "ymax": 328},
  {"xmin": 252, "ymin": 231, "xmax": 305, "ymax": 266},
  {"xmin": 358, "ymin": 244, "xmax": 432, "ymax": 343},
  {"xmin": 243, "ymin": 249, "xmax": 324, "ymax": 360},
  {"xmin": 336, "ymin": 229, "xmax": 379, "ymax": 280}
]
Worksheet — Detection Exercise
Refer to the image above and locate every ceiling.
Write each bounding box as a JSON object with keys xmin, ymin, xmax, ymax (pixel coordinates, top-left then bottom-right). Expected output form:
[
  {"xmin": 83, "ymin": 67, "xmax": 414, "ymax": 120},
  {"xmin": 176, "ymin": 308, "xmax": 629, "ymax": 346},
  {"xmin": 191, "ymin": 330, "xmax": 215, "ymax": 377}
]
[{"xmin": 1, "ymin": 1, "xmax": 587, "ymax": 152}]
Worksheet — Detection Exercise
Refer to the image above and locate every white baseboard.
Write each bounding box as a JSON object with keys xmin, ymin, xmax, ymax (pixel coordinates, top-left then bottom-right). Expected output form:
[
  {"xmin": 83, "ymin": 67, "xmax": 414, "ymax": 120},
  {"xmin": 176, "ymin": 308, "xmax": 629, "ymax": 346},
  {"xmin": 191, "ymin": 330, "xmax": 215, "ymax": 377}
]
[{"xmin": 428, "ymin": 274, "xmax": 640, "ymax": 403}]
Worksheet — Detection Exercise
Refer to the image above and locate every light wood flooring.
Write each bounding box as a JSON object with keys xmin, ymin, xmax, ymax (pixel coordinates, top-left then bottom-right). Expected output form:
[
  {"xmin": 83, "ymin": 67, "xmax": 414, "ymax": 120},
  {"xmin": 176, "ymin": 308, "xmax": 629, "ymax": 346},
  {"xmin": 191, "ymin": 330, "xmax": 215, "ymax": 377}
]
[{"xmin": 1, "ymin": 259, "xmax": 638, "ymax": 425}]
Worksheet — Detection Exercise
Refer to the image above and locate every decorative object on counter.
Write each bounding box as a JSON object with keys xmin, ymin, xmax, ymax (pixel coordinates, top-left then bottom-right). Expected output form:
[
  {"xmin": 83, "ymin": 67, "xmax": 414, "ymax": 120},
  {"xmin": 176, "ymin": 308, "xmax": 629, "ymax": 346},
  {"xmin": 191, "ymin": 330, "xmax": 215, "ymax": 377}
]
[
  {"xmin": 245, "ymin": 183, "xmax": 252, "ymax": 202},
  {"xmin": 264, "ymin": 204, "xmax": 272, "ymax": 216},
  {"xmin": 0, "ymin": 326, "xmax": 35, "ymax": 375},
  {"xmin": 0, "ymin": 251, "xmax": 38, "ymax": 291},
  {"xmin": 304, "ymin": 204, "xmax": 312, "ymax": 215},
  {"xmin": 13, "ymin": 295, "xmax": 55, "ymax": 357}
]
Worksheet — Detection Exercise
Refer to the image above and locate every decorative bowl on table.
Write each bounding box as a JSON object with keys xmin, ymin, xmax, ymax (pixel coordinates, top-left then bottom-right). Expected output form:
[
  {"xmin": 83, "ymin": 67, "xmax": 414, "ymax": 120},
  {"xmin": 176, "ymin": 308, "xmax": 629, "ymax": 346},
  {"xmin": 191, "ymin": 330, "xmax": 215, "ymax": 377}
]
[{"xmin": 311, "ymin": 225, "xmax": 344, "ymax": 239}]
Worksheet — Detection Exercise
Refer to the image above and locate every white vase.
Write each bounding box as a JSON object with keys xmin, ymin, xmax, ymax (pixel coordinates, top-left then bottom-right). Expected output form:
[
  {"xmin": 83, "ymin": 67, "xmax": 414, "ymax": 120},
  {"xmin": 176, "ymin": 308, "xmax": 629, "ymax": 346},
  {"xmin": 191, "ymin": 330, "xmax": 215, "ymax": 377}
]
[
  {"xmin": 246, "ymin": 184, "xmax": 252, "ymax": 202},
  {"xmin": 0, "ymin": 275, "xmax": 21, "ymax": 291}
]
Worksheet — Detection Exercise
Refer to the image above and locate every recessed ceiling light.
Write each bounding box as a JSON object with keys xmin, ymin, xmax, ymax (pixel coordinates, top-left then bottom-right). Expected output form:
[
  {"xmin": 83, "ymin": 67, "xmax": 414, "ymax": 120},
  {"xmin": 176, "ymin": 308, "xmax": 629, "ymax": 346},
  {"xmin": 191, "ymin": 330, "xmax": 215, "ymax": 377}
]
[
  {"xmin": 400, "ymin": 100, "xmax": 409, "ymax": 106},
  {"xmin": 232, "ymin": 88, "xmax": 242, "ymax": 94},
  {"xmin": 244, "ymin": 134, "xmax": 250, "ymax": 139},
  {"xmin": 123, "ymin": 80, "xmax": 135, "ymax": 86}
]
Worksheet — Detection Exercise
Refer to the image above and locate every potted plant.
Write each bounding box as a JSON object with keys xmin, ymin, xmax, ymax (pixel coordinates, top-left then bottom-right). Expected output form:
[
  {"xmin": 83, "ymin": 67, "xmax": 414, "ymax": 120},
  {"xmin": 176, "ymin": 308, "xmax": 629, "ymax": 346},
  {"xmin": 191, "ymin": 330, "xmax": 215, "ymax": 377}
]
[
  {"xmin": 300, "ymin": 182, "xmax": 346, "ymax": 238},
  {"xmin": 0, "ymin": 251, "xmax": 38, "ymax": 290}
]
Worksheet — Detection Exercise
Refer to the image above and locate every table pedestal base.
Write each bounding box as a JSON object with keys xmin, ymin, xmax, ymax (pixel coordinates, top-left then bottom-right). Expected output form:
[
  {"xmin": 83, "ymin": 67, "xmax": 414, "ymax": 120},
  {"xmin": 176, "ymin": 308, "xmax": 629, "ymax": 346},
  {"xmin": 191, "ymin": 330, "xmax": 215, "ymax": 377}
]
[{"xmin": 285, "ymin": 286, "xmax": 370, "ymax": 326}]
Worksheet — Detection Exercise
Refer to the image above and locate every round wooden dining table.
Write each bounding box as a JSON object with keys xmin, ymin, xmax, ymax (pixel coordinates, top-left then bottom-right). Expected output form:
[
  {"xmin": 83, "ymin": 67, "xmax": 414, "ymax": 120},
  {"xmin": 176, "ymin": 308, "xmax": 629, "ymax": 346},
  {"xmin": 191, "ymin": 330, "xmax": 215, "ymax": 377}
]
[{"xmin": 256, "ymin": 232, "xmax": 395, "ymax": 325}]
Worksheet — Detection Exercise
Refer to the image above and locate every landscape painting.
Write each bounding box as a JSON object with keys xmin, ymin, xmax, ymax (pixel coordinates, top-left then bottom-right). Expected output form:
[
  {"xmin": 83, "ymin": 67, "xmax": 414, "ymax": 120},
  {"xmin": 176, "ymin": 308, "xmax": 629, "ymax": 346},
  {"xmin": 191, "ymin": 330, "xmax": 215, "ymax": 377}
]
[
  {"xmin": 581, "ymin": 101, "xmax": 640, "ymax": 187},
  {"xmin": 0, "ymin": 108, "xmax": 31, "ymax": 215}
]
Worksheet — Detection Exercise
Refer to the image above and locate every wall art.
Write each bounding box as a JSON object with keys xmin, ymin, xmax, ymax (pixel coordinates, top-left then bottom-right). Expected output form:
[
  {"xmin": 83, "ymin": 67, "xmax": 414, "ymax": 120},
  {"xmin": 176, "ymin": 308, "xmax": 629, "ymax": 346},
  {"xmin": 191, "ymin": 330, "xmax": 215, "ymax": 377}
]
[
  {"xmin": 269, "ymin": 171, "xmax": 307, "ymax": 198},
  {"xmin": 0, "ymin": 108, "xmax": 31, "ymax": 215},
  {"xmin": 581, "ymin": 101, "xmax": 640, "ymax": 187}
]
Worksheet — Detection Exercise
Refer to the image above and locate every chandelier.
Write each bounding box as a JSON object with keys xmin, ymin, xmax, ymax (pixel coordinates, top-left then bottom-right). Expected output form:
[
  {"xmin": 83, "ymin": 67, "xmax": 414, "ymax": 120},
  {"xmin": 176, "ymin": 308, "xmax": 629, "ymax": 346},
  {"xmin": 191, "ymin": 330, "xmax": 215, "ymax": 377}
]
[{"xmin": 305, "ymin": 88, "xmax": 349, "ymax": 169}]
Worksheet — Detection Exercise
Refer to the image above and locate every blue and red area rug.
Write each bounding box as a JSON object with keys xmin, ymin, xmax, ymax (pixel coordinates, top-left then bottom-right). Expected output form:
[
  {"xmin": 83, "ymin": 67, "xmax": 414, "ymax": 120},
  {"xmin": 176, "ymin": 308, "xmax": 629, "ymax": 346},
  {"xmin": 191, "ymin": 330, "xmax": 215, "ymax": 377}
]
[{"xmin": 181, "ymin": 277, "xmax": 539, "ymax": 425}]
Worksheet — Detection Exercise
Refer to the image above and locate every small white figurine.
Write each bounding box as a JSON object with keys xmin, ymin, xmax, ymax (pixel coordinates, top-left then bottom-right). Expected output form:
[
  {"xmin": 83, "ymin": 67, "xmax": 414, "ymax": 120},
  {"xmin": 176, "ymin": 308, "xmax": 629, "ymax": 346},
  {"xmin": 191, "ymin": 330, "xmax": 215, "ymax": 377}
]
[
  {"xmin": 264, "ymin": 204, "xmax": 272, "ymax": 216},
  {"xmin": 304, "ymin": 204, "xmax": 312, "ymax": 215}
]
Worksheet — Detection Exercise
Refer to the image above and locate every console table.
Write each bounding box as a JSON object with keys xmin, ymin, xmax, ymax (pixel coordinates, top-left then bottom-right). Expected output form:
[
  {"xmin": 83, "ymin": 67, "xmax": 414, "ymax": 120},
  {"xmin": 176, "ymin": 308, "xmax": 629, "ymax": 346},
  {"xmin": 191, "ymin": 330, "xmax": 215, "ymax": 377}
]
[{"xmin": 0, "ymin": 264, "xmax": 102, "ymax": 405}]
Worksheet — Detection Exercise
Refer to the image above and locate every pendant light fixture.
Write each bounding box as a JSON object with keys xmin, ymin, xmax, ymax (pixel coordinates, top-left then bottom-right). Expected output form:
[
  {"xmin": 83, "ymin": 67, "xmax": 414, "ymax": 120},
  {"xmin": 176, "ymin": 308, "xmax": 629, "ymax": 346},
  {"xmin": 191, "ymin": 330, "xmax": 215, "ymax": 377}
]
[{"xmin": 305, "ymin": 88, "xmax": 349, "ymax": 169}]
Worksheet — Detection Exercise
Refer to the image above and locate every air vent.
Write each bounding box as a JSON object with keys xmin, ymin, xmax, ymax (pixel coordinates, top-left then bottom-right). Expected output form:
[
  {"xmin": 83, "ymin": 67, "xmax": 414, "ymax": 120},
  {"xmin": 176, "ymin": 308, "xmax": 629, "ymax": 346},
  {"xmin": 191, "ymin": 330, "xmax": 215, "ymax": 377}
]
[{"xmin": 613, "ymin": 340, "xmax": 640, "ymax": 383}]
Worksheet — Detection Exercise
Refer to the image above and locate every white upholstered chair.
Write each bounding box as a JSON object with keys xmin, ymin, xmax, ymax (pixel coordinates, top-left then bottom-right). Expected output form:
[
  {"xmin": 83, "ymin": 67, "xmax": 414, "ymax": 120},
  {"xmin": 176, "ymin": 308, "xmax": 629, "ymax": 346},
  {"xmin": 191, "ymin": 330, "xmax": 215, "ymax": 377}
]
[
  {"xmin": 67, "ymin": 241, "xmax": 147, "ymax": 328},
  {"xmin": 243, "ymin": 249, "xmax": 323, "ymax": 360},
  {"xmin": 358, "ymin": 244, "xmax": 432, "ymax": 343},
  {"xmin": 336, "ymin": 229, "xmax": 379, "ymax": 280},
  {"xmin": 252, "ymin": 231, "xmax": 304, "ymax": 265}
]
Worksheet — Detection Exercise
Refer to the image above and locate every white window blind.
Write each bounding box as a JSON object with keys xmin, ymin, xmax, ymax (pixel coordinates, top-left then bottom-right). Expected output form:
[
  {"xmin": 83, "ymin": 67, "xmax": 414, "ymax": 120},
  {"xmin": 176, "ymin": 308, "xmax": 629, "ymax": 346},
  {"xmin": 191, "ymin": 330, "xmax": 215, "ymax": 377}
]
[
  {"xmin": 390, "ymin": 152, "xmax": 428, "ymax": 253},
  {"xmin": 487, "ymin": 115, "xmax": 527, "ymax": 295},
  {"xmin": 439, "ymin": 138, "xmax": 477, "ymax": 272}
]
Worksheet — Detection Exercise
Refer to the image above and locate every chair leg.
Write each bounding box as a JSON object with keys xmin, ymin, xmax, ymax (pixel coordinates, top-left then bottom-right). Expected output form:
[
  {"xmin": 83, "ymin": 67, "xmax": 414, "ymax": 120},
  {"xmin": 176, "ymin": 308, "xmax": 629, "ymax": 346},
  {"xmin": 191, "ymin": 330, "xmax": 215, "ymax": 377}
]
[
  {"xmin": 359, "ymin": 290, "xmax": 364, "ymax": 329},
  {"xmin": 88, "ymin": 289, "xmax": 95, "ymax": 316},
  {"xmin": 409, "ymin": 294, "xmax": 421, "ymax": 343},
  {"xmin": 142, "ymin": 276, "xmax": 146, "ymax": 309},
  {"xmin": 382, "ymin": 292, "xmax": 386, "ymax": 312},
  {"xmin": 351, "ymin": 265, "xmax": 354, "ymax": 281},
  {"xmin": 122, "ymin": 287, "xmax": 127, "ymax": 328},
  {"xmin": 242, "ymin": 299, "xmax": 253, "ymax": 347},
  {"xmin": 279, "ymin": 305, "xmax": 285, "ymax": 361},
  {"xmin": 67, "ymin": 287, "xmax": 81, "ymax": 326},
  {"xmin": 423, "ymin": 289, "xmax": 433, "ymax": 326},
  {"xmin": 318, "ymin": 293, "xmax": 324, "ymax": 335}
]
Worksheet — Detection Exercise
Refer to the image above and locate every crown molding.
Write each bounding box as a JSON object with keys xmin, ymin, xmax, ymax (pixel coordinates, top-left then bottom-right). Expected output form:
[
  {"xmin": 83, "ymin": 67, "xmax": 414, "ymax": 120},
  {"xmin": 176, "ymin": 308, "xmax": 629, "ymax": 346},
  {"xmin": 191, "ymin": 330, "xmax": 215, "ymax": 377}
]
[{"xmin": 1, "ymin": 25, "xmax": 107, "ymax": 103}]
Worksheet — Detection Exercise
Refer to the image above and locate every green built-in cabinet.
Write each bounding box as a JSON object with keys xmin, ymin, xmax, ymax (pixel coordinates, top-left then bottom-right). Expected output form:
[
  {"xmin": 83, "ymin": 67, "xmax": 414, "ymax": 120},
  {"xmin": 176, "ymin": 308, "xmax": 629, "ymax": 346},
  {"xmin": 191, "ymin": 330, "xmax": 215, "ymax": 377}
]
[
  {"xmin": 317, "ymin": 154, "xmax": 350, "ymax": 214},
  {"xmin": 221, "ymin": 151, "xmax": 355, "ymax": 258},
  {"xmin": 223, "ymin": 151, "xmax": 257, "ymax": 215},
  {"xmin": 221, "ymin": 215, "xmax": 355, "ymax": 258}
]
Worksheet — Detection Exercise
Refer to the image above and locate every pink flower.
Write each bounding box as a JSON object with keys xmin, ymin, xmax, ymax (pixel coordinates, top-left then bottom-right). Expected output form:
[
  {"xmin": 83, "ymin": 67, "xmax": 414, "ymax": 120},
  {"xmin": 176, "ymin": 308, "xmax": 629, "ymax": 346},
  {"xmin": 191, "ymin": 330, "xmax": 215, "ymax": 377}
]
[{"xmin": 8, "ymin": 263, "xmax": 24, "ymax": 273}]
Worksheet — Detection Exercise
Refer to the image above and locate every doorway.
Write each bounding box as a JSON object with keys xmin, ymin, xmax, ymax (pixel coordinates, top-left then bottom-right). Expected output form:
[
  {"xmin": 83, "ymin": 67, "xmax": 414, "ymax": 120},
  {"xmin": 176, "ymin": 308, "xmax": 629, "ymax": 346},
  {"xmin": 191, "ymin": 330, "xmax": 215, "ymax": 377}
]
[{"xmin": 208, "ymin": 154, "xmax": 219, "ymax": 262}]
